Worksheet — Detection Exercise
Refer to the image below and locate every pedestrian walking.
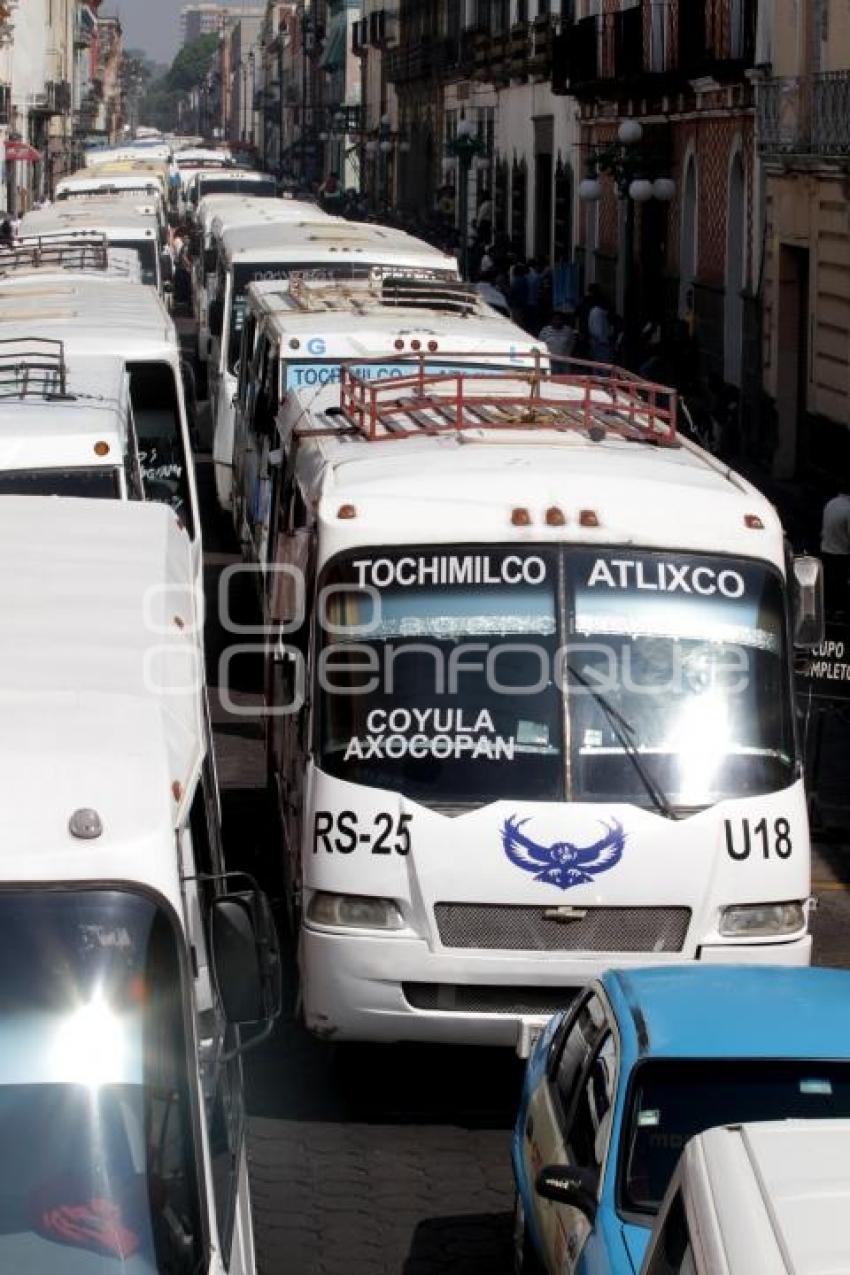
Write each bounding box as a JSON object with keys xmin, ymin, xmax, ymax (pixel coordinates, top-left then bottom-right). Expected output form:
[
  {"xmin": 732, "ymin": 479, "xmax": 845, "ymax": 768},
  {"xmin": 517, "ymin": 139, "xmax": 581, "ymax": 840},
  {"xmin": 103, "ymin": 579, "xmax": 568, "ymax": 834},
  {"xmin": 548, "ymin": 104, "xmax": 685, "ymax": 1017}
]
[
  {"xmin": 538, "ymin": 310, "xmax": 577, "ymax": 373},
  {"xmin": 821, "ymin": 487, "xmax": 850, "ymax": 616},
  {"xmin": 587, "ymin": 286, "xmax": 613, "ymax": 363}
]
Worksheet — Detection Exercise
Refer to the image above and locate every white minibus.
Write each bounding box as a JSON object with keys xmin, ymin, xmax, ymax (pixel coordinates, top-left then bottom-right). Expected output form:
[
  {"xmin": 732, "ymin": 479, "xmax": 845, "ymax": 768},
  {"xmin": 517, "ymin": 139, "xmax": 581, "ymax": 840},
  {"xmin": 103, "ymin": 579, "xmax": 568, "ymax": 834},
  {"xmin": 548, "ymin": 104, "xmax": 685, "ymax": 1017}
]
[
  {"xmin": 263, "ymin": 364, "xmax": 822, "ymax": 1047},
  {"xmin": 0, "ymin": 339, "xmax": 141, "ymax": 499},
  {"xmin": 0, "ymin": 278, "xmax": 202, "ymax": 572},
  {"xmin": 232, "ymin": 276, "xmax": 546, "ymax": 569},
  {"xmin": 0, "ymin": 495, "xmax": 279, "ymax": 1273},
  {"xmin": 21, "ymin": 203, "xmax": 165, "ymax": 292},
  {"xmin": 208, "ymin": 222, "xmax": 460, "ymax": 510}
]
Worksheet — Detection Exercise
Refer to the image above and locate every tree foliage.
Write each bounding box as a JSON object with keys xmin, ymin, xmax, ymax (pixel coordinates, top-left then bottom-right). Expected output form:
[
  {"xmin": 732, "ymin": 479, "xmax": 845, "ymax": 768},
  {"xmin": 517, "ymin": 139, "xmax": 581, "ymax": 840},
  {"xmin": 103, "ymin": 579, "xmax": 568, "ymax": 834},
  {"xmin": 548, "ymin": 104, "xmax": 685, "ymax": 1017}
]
[
  {"xmin": 164, "ymin": 33, "xmax": 220, "ymax": 92},
  {"xmin": 137, "ymin": 32, "xmax": 219, "ymax": 133}
]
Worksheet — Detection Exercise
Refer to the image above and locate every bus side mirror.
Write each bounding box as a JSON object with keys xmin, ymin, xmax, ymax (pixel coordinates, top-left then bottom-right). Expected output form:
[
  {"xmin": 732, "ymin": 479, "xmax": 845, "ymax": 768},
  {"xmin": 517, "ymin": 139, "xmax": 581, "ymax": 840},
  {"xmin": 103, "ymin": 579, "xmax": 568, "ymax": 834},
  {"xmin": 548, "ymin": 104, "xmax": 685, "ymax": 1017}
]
[
  {"xmin": 209, "ymin": 295, "xmax": 224, "ymax": 338},
  {"xmin": 209, "ymin": 887, "xmax": 282, "ymax": 1029},
  {"xmin": 793, "ymin": 555, "xmax": 825, "ymax": 649},
  {"xmin": 535, "ymin": 1166, "xmax": 598, "ymax": 1224}
]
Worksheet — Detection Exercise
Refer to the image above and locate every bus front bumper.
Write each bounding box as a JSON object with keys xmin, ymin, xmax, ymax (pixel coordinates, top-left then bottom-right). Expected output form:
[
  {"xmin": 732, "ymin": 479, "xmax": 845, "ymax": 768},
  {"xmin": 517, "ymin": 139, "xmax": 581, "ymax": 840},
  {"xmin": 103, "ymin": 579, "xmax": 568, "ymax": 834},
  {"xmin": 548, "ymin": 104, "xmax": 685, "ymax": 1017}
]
[{"xmin": 300, "ymin": 927, "xmax": 812, "ymax": 1048}]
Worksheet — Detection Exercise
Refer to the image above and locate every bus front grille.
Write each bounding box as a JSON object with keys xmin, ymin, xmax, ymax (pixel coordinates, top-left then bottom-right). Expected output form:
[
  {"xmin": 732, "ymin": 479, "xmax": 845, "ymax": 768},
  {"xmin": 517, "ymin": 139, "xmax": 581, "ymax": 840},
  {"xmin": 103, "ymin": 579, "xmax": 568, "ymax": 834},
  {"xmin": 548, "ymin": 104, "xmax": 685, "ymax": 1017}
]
[{"xmin": 433, "ymin": 903, "xmax": 691, "ymax": 953}]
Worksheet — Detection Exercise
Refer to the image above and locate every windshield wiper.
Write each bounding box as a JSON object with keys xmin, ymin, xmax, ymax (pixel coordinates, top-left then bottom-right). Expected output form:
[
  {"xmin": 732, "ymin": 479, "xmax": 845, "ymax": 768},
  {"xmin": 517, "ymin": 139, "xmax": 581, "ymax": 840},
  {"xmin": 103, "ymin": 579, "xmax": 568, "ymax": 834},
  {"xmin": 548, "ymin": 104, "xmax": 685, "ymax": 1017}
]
[{"xmin": 566, "ymin": 663, "xmax": 677, "ymax": 820}]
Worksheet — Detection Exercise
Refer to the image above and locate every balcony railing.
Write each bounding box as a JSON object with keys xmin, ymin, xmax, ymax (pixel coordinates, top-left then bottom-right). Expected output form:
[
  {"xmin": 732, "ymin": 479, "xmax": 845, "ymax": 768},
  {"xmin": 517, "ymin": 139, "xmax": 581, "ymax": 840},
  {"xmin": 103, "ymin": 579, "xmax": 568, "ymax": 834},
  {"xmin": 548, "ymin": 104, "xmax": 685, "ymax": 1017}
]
[
  {"xmin": 758, "ymin": 72, "xmax": 850, "ymax": 158},
  {"xmin": 385, "ymin": 35, "xmax": 452, "ymax": 82},
  {"xmin": 679, "ymin": 0, "xmax": 755, "ymax": 79}
]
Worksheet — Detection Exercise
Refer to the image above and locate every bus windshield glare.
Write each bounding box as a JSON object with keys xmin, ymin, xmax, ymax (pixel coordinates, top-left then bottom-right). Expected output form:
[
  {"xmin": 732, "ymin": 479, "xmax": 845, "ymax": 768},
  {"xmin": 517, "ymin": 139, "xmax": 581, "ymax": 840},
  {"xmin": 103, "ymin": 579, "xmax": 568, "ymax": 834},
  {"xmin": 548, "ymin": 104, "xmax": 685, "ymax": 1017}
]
[
  {"xmin": 318, "ymin": 547, "xmax": 794, "ymax": 810},
  {"xmin": 0, "ymin": 889, "xmax": 204, "ymax": 1272}
]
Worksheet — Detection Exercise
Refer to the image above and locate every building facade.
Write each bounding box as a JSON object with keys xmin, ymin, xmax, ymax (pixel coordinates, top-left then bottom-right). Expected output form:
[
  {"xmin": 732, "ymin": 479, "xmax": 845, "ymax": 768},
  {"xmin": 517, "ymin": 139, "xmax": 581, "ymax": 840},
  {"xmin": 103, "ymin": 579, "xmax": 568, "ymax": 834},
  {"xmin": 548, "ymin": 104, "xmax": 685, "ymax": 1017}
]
[
  {"xmin": 757, "ymin": 0, "xmax": 850, "ymax": 477},
  {"xmin": 181, "ymin": 4, "xmax": 228, "ymax": 45}
]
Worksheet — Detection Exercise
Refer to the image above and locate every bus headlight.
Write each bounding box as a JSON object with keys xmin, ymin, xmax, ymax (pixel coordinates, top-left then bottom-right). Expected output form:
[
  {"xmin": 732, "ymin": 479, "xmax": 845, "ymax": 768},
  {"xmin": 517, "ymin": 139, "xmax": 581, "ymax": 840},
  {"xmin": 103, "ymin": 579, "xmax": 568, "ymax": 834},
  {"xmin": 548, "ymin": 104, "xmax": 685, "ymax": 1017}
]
[
  {"xmin": 307, "ymin": 891, "xmax": 404, "ymax": 931},
  {"xmin": 719, "ymin": 901, "xmax": 806, "ymax": 938}
]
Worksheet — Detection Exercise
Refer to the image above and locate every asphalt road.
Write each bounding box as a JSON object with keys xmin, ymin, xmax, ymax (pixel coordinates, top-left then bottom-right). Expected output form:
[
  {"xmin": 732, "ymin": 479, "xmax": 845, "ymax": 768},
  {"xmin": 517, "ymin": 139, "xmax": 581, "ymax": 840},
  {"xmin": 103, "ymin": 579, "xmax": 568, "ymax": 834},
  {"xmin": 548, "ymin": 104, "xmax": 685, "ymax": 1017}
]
[{"xmin": 190, "ymin": 355, "xmax": 850, "ymax": 1275}]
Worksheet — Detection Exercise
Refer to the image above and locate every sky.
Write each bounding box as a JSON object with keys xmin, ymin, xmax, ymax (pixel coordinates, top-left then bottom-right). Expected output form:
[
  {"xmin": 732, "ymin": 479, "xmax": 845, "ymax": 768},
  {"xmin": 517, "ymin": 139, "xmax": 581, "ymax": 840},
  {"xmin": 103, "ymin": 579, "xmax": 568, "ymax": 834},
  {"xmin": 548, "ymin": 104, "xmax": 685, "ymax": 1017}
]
[{"xmin": 116, "ymin": 1, "xmax": 253, "ymax": 67}]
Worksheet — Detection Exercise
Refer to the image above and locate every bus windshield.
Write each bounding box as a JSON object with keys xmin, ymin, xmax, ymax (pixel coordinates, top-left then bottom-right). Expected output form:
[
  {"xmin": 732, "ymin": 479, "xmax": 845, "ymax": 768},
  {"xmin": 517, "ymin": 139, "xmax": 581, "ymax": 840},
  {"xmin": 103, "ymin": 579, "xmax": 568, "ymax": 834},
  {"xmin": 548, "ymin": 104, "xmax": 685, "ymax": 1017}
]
[
  {"xmin": 0, "ymin": 889, "xmax": 204, "ymax": 1272},
  {"xmin": 318, "ymin": 547, "xmax": 794, "ymax": 810}
]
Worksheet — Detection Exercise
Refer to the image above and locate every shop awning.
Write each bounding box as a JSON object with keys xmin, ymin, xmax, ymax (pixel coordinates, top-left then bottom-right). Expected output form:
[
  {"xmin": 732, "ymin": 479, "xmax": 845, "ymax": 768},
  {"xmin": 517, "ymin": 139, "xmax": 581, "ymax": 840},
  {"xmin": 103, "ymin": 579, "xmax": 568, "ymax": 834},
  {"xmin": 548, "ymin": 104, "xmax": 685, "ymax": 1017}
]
[{"xmin": 5, "ymin": 142, "xmax": 41, "ymax": 163}]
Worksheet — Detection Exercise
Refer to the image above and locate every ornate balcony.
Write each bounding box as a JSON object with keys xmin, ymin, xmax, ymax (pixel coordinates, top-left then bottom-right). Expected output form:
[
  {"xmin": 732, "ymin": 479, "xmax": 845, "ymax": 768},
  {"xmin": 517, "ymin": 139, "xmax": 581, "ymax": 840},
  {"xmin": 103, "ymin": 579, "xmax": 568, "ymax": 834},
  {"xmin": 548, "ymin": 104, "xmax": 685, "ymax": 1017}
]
[{"xmin": 758, "ymin": 71, "xmax": 850, "ymax": 159}]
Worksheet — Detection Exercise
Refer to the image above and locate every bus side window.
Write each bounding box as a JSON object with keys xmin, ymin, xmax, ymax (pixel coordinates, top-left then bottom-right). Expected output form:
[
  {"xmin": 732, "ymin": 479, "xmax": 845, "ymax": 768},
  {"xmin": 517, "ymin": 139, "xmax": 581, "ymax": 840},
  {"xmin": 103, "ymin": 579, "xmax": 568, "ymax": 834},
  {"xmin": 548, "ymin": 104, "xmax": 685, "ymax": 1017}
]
[
  {"xmin": 128, "ymin": 361, "xmax": 194, "ymax": 538},
  {"xmin": 236, "ymin": 312, "xmax": 256, "ymax": 413}
]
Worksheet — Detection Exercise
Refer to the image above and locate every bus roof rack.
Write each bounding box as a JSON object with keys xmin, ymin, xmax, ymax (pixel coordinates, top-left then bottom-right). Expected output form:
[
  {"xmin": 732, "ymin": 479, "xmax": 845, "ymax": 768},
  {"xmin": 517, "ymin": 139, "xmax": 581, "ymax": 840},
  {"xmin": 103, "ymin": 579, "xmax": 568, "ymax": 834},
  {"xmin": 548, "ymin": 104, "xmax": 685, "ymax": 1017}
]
[
  {"xmin": 0, "ymin": 234, "xmax": 110, "ymax": 274},
  {"xmin": 282, "ymin": 274, "xmax": 482, "ymax": 317},
  {"xmin": 325, "ymin": 358, "xmax": 679, "ymax": 446},
  {"xmin": 0, "ymin": 337, "xmax": 69, "ymax": 399}
]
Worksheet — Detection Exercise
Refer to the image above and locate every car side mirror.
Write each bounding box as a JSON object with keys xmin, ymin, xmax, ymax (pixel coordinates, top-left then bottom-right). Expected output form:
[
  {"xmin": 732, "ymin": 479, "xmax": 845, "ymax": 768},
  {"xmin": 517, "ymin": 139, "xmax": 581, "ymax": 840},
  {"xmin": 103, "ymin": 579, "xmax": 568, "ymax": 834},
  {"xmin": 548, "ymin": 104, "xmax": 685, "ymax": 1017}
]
[
  {"xmin": 793, "ymin": 554, "xmax": 825, "ymax": 649},
  {"xmin": 535, "ymin": 1166, "xmax": 598, "ymax": 1223},
  {"xmin": 209, "ymin": 885, "xmax": 282, "ymax": 1033},
  {"xmin": 209, "ymin": 295, "xmax": 224, "ymax": 338}
]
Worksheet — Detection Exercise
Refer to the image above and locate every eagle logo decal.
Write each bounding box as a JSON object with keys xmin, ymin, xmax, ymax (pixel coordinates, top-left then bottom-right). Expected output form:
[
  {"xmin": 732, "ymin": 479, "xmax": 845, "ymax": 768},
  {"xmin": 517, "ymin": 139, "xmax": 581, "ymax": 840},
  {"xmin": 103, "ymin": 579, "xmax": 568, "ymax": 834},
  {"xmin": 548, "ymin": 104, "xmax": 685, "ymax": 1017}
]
[{"xmin": 501, "ymin": 816, "xmax": 626, "ymax": 891}]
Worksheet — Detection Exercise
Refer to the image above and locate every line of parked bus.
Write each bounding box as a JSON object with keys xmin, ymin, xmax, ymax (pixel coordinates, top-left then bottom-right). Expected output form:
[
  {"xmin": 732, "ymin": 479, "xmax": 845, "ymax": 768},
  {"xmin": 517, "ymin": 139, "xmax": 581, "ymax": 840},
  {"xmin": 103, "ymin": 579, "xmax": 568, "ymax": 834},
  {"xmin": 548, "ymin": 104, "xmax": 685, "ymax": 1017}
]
[
  {"xmin": 0, "ymin": 133, "xmax": 293, "ymax": 1271},
  {"xmin": 0, "ymin": 131, "xmax": 843, "ymax": 1273}
]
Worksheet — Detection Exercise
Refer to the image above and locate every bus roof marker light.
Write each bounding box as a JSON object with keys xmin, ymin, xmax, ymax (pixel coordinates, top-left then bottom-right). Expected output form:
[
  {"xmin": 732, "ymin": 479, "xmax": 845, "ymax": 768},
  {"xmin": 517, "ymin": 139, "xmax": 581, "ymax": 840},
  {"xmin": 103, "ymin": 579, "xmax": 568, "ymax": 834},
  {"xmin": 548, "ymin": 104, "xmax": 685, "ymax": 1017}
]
[
  {"xmin": 288, "ymin": 338, "xmax": 300, "ymax": 350},
  {"xmin": 337, "ymin": 504, "xmax": 357, "ymax": 520},
  {"xmin": 68, "ymin": 808, "xmax": 103, "ymax": 840},
  {"xmin": 545, "ymin": 506, "xmax": 566, "ymax": 527},
  {"xmin": 511, "ymin": 507, "xmax": 532, "ymax": 527},
  {"xmin": 427, "ymin": 340, "xmax": 438, "ymax": 352},
  {"xmin": 94, "ymin": 440, "xmax": 110, "ymax": 456},
  {"xmin": 394, "ymin": 339, "xmax": 404, "ymax": 350},
  {"xmin": 580, "ymin": 510, "xmax": 600, "ymax": 527},
  {"xmin": 745, "ymin": 514, "xmax": 765, "ymax": 530}
]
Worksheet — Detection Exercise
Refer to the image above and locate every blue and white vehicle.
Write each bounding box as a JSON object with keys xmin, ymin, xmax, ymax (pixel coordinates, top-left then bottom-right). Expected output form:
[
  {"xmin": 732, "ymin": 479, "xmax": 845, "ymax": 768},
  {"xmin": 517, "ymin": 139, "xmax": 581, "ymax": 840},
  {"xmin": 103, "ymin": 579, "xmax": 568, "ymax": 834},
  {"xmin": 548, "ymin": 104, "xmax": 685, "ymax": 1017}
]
[
  {"xmin": 512, "ymin": 966, "xmax": 850, "ymax": 1274},
  {"xmin": 232, "ymin": 275, "xmax": 546, "ymax": 570},
  {"xmin": 209, "ymin": 221, "xmax": 460, "ymax": 511},
  {"xmin": 262, "ymin": 366, "xmax": 823, "ymax": 1048}
]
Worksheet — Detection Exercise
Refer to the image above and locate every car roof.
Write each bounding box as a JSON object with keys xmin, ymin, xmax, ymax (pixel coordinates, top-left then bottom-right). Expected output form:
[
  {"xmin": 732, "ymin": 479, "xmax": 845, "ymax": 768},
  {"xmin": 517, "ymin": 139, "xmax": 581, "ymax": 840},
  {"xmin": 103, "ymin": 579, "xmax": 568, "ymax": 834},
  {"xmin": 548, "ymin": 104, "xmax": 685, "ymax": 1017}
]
[
  {"xmin": 603, "ymin": 967, "xmax": 850, "ymax": 1060},
  {"xmin": 0, "ymin": 497, "xmax": 201, "ymax": 909}
]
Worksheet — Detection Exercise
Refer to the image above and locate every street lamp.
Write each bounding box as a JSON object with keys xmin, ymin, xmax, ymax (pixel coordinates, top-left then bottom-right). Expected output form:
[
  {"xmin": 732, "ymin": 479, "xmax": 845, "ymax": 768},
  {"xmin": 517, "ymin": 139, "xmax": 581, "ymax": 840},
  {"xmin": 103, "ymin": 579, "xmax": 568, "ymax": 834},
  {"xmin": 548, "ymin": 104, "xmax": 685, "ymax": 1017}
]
[
  {"xmin": 578, "ymin": 116, "xmax": 675, "ymax": 333},
  {"xmin": 447, "ymin": 115, "xmax": 485, "ymax": 280}
]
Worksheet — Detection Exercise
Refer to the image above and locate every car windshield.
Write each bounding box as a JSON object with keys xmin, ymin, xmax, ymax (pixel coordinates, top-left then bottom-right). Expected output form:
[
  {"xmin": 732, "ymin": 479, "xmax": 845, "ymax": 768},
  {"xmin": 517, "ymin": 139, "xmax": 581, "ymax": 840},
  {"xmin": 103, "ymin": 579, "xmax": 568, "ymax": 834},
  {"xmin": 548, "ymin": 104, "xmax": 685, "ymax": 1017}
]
[
  {"xmin": 114, "ymin": 239, "xmax": 157, "ymax": 287},
  {"xmin": 622, "ymin": 1058, "xmax": 850, "ymax": 1214},
  {"xmin": 317, "ymin": 546, "xmax": 794, "ymax": 810},
  {"xmin": 0, "ymin": 890, "xmax": 204, "ymax": 1272},
  {"xmin": 0, "ymin": 467, "xmax": 120, "ymax": 498}
]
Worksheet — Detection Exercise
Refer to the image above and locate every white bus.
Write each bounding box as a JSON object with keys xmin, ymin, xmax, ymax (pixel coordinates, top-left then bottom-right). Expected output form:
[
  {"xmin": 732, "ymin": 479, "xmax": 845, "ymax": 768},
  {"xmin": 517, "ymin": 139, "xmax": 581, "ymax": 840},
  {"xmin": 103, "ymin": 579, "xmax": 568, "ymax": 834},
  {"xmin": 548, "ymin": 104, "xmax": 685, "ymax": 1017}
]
[
  {"xmin": 263, "ymin": 364, "xmax": 822, "ymax": 1049},
  {"xmin": 192, "ymin": 197, "xmax": 326, "ymax": 366},
  {"xmin": 0, "ymin": 495, "xmax": 279, "ymax": 1273},
  {"xmin": 0, "ymin": 278, "xmax": 202, "ymax": 574},
  {"xmin": 208, "ymin": 223, "xmax": 460, "ymax": 511},
  {"xmin": 21, "ymin": 203, "xmax": 165, "ymax": 292},
  {"xmin": 186, "ymin": 168, "xmax": 278, "ymax": 221},
  {"xmin": 0, "ymin": 233, "xmax": 142, "ymax": 283},
  {"xmin": 232, "ymin": 276, "xmax": 547, "ymax": 571},
  {"xmin": 0, "ymin": 339, "xmax": 142, "ymax": 500}
]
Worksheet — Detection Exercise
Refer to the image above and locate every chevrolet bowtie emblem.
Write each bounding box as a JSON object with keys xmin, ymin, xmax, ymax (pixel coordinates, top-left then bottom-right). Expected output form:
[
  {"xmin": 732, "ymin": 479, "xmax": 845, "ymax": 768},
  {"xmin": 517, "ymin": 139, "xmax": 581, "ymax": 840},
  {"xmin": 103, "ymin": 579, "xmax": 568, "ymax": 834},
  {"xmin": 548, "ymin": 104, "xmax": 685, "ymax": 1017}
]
[{"xmin": 543, "ymin": 906, "xmax": 589, "ymax": 923}]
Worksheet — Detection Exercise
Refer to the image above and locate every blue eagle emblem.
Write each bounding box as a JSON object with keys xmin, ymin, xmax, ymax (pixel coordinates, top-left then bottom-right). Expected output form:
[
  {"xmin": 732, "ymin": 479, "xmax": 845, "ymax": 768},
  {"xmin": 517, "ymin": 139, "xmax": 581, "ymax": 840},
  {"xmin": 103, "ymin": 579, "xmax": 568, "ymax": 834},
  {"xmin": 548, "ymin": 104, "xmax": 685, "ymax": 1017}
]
[{"xmin": 501, "ymin": 816, "xmax": 626, "ymax": 891}]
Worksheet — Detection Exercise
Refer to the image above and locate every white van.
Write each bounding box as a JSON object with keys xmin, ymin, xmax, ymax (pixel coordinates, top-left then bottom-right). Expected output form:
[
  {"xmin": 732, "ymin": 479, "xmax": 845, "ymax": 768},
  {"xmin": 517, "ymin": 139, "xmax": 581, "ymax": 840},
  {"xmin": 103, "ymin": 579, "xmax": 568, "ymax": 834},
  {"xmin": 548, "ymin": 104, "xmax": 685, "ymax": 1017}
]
[
  {"xmin": 263, "ymin": 365, "xmax": 820, "ymax": 1045},
  {"xmin": 209, "ymin": 222, "xmax": 460, "ymax": 510},
  {"xmin": 21, "ymin": 203, "xmax": 165, "ymax": 291},
  {"xmin": 186, "ymin": 168, "xmax": 278, "ymax": 220},
  {"xmin": 0, "ymin": 495, "xmax": 279, "ymax": 1274},
  {"xmin": 0, "ymin": 233, "xmax": 142, "ymax": 282},
  {"xmin": 0, "ymin": 278, "xmax": 202, "ymax": 569},
  {"xmin": 642, "ymin": 1120, "xmax": 850, "ymax": 1274},
  {"xmin": 0, "ymin": 339, "xmax": 141, "ymax": 499},
  {"xmin": 232, "ymin": 275, "xmax": 547, "ymax": 568}
]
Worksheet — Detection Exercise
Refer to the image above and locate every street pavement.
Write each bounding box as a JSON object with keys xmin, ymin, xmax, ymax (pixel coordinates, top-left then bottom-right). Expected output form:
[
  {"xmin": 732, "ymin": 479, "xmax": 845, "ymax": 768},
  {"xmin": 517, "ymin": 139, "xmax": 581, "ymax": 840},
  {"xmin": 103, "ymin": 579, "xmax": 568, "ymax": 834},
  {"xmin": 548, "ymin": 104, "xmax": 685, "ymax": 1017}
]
[{"xmin": 191, "ymin": 363, "xmax": 850, "ymax": 1274}]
